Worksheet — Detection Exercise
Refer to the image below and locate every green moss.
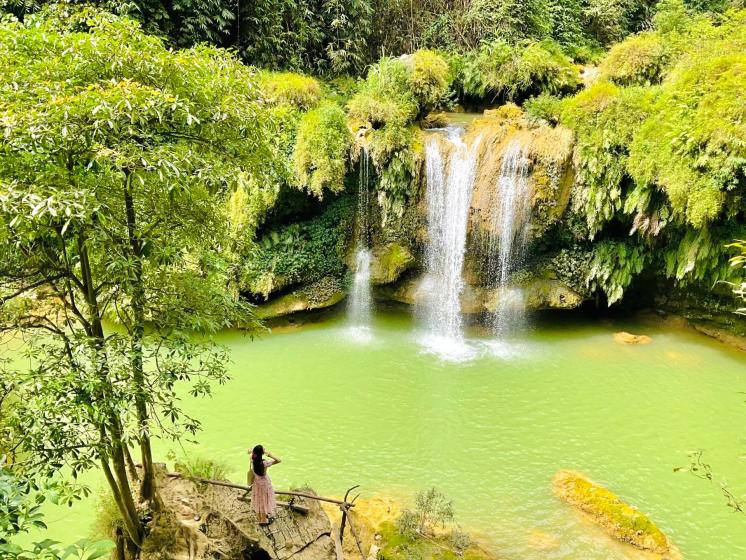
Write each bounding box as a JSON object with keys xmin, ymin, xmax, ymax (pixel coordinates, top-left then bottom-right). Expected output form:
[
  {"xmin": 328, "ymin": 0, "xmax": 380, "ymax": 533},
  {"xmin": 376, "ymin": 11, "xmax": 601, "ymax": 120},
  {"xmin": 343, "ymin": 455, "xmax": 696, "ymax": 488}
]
[
  {"xmin": 258, "ymin": 71, "xmax": 322, "ymax": 110},
  {"xmin": 377, "ymin": 521, "xmax": 494, "ymax": 560},
  {"xmin": 553, "ymin": 470, "xmax": 670, "ymax": 553},
  {"xmin": 371, "ymin": 242, "xmax": 415, "ymax": 284},
  {"xmin": 293, "ymin": 102, "xmax": 352, "ymax": 197}
]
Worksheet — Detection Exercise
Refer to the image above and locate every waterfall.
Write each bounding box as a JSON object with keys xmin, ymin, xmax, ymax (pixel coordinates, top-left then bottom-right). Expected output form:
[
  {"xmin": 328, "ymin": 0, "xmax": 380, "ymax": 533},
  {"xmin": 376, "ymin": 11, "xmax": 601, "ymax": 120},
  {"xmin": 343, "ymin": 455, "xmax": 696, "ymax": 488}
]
[
  {"xmin": 347, "ymin": 147, "xmax": 373, "ymax": 339},
  {"xmin": 486, "ymin": 139, "xmax": 532, "ymax": 336},
  {"xmin": 418, "ymin": 128, "xmax": 481, "ymax": 360}
]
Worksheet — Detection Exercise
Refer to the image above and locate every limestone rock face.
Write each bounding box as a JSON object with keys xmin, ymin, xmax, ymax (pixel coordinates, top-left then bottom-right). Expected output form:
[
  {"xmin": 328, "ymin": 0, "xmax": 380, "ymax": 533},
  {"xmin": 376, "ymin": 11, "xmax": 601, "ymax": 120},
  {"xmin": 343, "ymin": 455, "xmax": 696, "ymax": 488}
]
[
  {"xmin": 465, "ymin": 105, "xmax": 574, "ymax": 244},
  {"xmin": 376, "ymin": 275, "xmax": 585, "ymax": 312},
  {"xmin": 377, "ymin": 276, "xmax": 420, "ymax": 306}
]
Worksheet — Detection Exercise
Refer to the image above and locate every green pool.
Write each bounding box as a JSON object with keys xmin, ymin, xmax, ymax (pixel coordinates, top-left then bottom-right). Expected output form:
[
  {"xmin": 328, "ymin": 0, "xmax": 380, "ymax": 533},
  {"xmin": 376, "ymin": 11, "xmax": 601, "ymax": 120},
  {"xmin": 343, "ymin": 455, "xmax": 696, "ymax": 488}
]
[{"xmin": 21, "ymin": 308, "xmax": 746, "ymax": 559}]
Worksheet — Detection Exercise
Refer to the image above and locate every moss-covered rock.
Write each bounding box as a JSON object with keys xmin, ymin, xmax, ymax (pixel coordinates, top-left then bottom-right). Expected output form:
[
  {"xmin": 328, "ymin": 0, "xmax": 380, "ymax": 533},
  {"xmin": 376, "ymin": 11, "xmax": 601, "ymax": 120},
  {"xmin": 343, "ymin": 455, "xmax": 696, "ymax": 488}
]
[
  {"xmin": 377, "ymin": 520, "xmax": 497, "ymax": 560},
  {"xmin": 521, "ymin": 278, "xmax": 585, "ymax": 310},
  {"xmin": 370, "ymin": 243, "xmax": 415, "ymax": 284},
  {"xmin": 553, "ymin": 470, "xmax": 675, "ymax": 556},
  {"xmin": 255, "ymin": 277, "xmax": 346, "ymax": 319}
]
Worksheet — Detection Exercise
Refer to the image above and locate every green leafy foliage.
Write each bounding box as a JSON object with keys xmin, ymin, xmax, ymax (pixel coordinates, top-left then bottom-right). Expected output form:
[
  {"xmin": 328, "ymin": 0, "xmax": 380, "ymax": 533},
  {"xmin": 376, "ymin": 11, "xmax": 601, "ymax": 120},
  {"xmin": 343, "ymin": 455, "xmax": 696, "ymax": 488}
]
[
  {"xmin": 627, "ymin": 13, "xmax": 746, "ymax": 228},
  {"xmin": 561, "ymin": 81, "xmax": 656, "ymax": 236},
  {"xmin": 241, "ymin": 198, "xmax": 354, "ymax": 298},
  {"xmin": 347, "ymin": 58, "xmax": 419, "ymax": 128},
  {"xmin": 460, "ymin": 40, "xmax": 581, "ymax": 101},
  {"xmin": 0, "ymin": 5, "xmax": 271, "ymax": 545},
  {"xmin": 552, "ymin": 6, "xmax": 746, "ymax": 304},
  {"xmin": 408, "ymin": 50, "xmax": 454, "ymax": 109},
  {"xmin": 347, "ymin": 54, "xmax": 436, "ymax": 225},
  {"xmin": 1, "ymin": 466, "xmax": 113, "ymax": 559},
  {"xmin": 599, "ymin": 32, "xmax": 670, "ymax": 85},
  {"xmin": 586, "ymin": 241, "xmax": 648, "ymax": 304},
  {"xmin": 293, "ymin": 103, "xmax": 352, "ymax": 197},
  {"xmin": 258, "ymin": 71, "xmax": 322, "ymax": 110}
]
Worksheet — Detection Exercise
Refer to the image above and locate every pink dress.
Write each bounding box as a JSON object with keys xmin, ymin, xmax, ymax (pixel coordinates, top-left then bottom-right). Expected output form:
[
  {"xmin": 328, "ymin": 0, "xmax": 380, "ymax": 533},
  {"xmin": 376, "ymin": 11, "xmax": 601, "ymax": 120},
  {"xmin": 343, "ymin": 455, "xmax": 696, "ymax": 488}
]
[{"xmin": 251, "ymin": 459, "xmax": 277, "ymax": 517}]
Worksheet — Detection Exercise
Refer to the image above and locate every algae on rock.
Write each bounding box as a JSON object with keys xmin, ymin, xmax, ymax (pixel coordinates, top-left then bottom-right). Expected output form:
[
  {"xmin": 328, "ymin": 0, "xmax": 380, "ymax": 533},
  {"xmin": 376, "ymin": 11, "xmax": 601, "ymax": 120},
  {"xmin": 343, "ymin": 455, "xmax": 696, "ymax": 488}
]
[{"xmin": 553, "ymin": 470, "xmax": 677, "ymax": 557}]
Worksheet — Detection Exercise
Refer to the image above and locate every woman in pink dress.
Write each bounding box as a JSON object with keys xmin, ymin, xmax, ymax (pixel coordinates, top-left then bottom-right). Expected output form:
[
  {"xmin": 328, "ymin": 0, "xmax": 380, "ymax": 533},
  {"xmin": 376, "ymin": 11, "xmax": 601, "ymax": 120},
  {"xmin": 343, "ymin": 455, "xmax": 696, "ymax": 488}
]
[{"xmin": 250, "ymin": 444, "xmax": 281, "ymax": 525}]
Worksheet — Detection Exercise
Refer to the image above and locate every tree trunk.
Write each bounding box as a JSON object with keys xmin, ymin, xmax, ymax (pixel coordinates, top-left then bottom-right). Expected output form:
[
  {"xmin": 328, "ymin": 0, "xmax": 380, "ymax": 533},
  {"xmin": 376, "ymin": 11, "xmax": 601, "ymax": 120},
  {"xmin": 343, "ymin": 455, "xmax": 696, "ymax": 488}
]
[
  {"xmin": 101, "ymin": 456, "xmax": 142, "ymax": 547},
  {"xmin": 123, "ymin": 175, "xmax": 156, "ymax": 503},
  {"xmin": 78, "ymin": 232, "xmax": 144, "ymax": 546},
  {"xmin": 124, "ymin": 445, "xmax": 139, "ymax": 481}
]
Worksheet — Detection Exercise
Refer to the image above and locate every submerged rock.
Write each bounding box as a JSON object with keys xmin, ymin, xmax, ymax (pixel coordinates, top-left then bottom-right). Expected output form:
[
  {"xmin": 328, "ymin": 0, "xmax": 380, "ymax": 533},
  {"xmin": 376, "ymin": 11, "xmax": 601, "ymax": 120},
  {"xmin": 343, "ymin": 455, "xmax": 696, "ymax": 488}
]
[
  {"xmin": 614, "ymin": 331, "xmax": 652, "ymax": 345},
  {"xmin": 552, "ymin": 470, "xmax": 678, "ymax": 558}
]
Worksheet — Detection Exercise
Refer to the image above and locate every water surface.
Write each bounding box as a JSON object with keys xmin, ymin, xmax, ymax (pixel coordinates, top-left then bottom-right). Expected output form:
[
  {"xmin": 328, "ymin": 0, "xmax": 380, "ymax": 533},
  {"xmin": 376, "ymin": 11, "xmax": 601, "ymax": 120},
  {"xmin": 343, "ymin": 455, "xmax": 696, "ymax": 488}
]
[{"xmin": 24, "ymin": 309, "xmax": 746, "ymax": 559}]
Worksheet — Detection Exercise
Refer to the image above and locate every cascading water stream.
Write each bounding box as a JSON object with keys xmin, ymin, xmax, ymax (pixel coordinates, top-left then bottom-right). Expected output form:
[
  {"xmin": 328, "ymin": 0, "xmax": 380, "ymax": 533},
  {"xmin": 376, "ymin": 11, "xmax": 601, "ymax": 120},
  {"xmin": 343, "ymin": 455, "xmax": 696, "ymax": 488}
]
[
  {"xmin": 347, "ymin": 147, "xmax": 373, "ymax": 339},
  {"xmin": 418, "ymin": 127, "xmax": 481, "ymax": 360},
  {"xmin": 486, "ymin": 139, "xmax": 533, "ymax": 336}
]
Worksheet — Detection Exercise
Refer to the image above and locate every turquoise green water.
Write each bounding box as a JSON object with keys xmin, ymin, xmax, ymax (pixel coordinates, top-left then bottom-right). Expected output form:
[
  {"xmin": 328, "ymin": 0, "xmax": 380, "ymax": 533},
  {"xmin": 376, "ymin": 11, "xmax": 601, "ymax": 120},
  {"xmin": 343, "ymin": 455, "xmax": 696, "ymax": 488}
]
[{"xmin": 19, "ymin": 309, "xmax": 746, "ymax": 558}]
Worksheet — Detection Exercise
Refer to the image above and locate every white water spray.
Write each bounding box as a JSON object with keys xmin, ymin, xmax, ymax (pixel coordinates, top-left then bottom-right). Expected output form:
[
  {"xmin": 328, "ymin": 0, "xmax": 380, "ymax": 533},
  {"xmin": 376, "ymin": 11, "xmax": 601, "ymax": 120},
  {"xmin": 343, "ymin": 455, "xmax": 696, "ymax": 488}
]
[
  {"xmin": 487, "ymin": 139, "xmax": 533, "ymax": 336},
  {"xmin": 347, "ymin": 147, "xmax": 373, "ymax": 340},
  {"xmin": 418, "ymin": 128, "xmax": 481, "ymax": 360}
]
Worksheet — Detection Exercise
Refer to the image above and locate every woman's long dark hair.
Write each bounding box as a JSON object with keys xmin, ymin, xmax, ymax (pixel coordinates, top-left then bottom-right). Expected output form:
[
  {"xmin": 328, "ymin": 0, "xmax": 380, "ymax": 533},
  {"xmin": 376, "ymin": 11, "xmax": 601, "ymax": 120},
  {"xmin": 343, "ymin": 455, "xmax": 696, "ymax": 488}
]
[{"xmin": 252, "ymin": 444, "xmax": 265, "ymax": 476}]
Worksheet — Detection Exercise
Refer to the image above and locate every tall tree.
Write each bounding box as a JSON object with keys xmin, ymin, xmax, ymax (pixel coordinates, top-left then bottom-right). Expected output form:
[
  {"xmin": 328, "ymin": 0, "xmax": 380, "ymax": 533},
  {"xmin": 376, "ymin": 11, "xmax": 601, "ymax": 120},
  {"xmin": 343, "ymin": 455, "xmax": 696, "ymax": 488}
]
[{"xmin": 0, "ymin": 6, "xmax": 275, "ymax": 548}]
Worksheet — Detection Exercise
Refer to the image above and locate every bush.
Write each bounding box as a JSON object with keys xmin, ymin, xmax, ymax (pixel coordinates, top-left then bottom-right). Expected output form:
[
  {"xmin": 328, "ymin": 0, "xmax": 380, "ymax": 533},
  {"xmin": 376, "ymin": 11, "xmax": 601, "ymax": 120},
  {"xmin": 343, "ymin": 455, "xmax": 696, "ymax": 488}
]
[
  {"xmin": 258, "ymin": 71, "xmax": 322, "ymax": 110},
  {"xmin": 91, "ymin": 490, "xmax": 124, "ymax": 540},
  {"xmin": 347, "ymin": 58, "xmax": 418, "ymax": 128},
  {"xmin": 396, "ymin": 487, "xmax": 454, "ymax": 538},
  {"xmin": 449, "ymin": 527, "xmax": 472, "ymax": 551},
  {"xmin": 599, "ymin": 32, "xmax": 670, "ymax": 85},
  {"xmin": 524, "ymin": 93, "xmax": 563, "ymax": 123},
  {"xmin": 461, "ymin": 39, "xmax": 581, "ymax": 101},
  {"xmin": 293, "ymin": 103, "xmax": 352, "ymax": 197},
  {"xmin": 407, "ymin": 50, "xmax": 452, "ymax": 109},
  {"xmin": 173, "ymin": 454, "xmax": 230, "ymax": 481}
]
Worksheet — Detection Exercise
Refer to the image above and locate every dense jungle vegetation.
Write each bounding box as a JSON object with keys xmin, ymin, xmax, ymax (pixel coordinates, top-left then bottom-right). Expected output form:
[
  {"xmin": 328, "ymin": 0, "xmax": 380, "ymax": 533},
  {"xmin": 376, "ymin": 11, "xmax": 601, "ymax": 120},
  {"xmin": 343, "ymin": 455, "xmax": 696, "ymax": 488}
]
[{"xmin": 0, "ymin": 0, "xmax": 745, "ymax": 557}]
